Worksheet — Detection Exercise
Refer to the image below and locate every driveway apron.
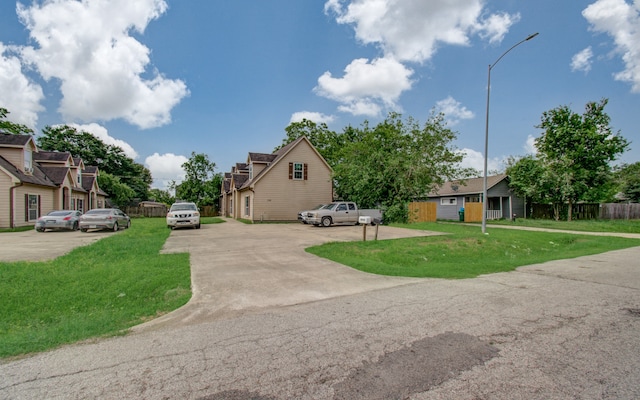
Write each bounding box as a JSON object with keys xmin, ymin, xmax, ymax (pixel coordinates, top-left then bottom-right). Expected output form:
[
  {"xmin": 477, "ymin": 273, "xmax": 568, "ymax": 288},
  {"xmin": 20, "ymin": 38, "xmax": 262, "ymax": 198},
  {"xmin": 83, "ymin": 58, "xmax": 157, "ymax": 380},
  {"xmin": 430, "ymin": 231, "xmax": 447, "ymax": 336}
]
[{"xmin": 134, "ymin": 220, "xmax": 439, "ymax": 331}]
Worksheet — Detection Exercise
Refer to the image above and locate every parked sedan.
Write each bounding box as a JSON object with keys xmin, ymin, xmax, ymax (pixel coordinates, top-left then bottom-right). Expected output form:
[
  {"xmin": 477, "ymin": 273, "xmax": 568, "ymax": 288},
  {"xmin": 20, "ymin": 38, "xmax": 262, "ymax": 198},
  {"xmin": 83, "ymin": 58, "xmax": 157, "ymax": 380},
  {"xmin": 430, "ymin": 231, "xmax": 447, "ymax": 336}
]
[
  {"xmin": 79, "ymin": 208, "xmax": 131, "ymax": 232},
  {"xmin": 35, "ymin": 210, "xmax": 82, "ymax": 232}
]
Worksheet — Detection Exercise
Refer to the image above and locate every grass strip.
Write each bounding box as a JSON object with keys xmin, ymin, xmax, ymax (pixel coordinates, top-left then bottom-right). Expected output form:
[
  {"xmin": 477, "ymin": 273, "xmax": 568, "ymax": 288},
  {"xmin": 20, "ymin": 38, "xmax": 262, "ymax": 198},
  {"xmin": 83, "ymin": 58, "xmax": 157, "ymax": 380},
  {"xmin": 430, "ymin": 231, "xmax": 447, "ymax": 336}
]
[
  {"xmin": 486, "ymin": 218, "xmax": 640, "ymax": 233},
  {"xmin": 0, "ymin": 218, "xmax": 191, "ymax": 358},
  {"xmin": 306, "ymin": 222, "xmax": 640, "ymax": 279}
]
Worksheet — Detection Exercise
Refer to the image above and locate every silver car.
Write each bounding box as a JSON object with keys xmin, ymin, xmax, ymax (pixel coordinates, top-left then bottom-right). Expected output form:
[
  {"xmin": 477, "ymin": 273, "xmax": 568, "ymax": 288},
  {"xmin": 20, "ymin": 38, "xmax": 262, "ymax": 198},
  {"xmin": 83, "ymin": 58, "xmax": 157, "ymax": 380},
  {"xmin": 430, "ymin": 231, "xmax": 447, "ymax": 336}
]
[
  {"xmin": 35, "ymin": 210, "xmax": 82, "ymax": 232},
  {"xmin": 79, "ymin": 208, "xmax": 131, "ymax": 232}
]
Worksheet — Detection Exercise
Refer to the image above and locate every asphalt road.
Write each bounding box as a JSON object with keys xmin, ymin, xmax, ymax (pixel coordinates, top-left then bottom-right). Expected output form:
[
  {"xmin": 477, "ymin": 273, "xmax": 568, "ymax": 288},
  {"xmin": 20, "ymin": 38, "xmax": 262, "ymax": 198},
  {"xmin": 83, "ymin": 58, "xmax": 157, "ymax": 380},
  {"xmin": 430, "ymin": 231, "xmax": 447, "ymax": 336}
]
[{"xmin": 1, "ymin": 220, "xmax": 640, "ymax": 399}]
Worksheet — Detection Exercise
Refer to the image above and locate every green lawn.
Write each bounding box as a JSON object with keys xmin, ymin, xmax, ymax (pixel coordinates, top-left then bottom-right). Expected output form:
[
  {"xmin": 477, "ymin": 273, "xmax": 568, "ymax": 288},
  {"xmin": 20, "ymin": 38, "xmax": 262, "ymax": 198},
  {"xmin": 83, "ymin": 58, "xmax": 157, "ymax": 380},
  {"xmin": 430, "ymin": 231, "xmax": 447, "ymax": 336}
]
[
  {"xmin": 0, "ymin": 218, "xmax": 191, "ymax": 359},
  {"xmin": 486, "ymin": 218, "xmax": 640, "ymax": 233},
  {"xmin": 2, "ymin": 217, "xmax": 638, "ymax": 359},
  {"xmin": 306, "ymin": 222, "xmax": 640, "ymax": 279}
]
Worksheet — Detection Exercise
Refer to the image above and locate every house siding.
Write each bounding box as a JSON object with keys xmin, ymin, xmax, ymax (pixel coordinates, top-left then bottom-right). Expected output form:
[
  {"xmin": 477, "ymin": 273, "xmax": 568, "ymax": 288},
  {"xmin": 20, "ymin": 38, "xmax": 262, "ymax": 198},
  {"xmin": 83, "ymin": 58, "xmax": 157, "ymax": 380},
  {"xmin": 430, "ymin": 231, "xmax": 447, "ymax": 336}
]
[
  {"xmin": 11, "ymin": 184, "xmax": 55, "ymax": 227},
  {"xmin": 252, "ymin": 141, "xmax": 332, "ymax": 221},
  {"xmin": 428, "ymin": 196, "xmax": 465, "ymax": 220},
  {"xmin": 0, "ymin": 172, "xmax": 12, "ymax": 228}
]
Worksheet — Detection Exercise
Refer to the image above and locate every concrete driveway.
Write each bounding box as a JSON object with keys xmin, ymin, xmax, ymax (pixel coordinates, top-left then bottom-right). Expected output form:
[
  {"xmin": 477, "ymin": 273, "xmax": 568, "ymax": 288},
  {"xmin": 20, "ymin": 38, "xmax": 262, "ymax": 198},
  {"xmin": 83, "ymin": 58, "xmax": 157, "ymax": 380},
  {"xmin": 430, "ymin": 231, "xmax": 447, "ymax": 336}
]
[
  {"xmin": 0, "ymin": 228, "xmax": 116, "ymax": 262},
  {"xmin": 134, "ymin": 219, "xmax": 442, "ymax": 331},
  {"xmin": 2, "ymin": 220, "xmax": 640, "ymax": 399}
]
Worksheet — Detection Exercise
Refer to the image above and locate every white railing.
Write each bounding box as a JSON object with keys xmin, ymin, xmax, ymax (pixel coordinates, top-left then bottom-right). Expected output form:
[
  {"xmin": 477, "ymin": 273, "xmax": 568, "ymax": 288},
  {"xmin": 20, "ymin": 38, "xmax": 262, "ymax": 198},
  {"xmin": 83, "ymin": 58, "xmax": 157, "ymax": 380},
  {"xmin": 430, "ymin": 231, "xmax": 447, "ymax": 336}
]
[{"xmin": 486, "ymin": 210, "xmax": 503, "ymax": 220}]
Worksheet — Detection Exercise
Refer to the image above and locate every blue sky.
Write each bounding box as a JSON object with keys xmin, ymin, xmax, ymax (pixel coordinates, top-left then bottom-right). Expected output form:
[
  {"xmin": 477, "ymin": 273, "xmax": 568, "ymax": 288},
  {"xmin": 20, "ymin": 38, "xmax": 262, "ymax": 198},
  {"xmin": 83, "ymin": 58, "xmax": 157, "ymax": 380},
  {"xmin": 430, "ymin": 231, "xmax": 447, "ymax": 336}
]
[{"xmin": 1, "ymin": 0, "xmax": 639, "ymax": 189}]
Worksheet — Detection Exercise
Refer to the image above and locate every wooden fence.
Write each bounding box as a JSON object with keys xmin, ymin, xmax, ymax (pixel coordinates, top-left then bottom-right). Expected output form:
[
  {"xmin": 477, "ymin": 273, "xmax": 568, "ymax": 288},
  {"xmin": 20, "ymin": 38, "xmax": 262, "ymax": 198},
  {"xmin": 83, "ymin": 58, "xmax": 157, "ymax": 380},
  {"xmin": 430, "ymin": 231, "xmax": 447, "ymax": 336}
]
[
  {"xmin": 531, "ymin": 203, "xmax": 640, "ymax": 220},
  {"xmin": 123, "ymin": 205, "xmax": 219, "ymax": 218},
  {"xmin": 123, "ymin": 205, "xmax": 168, "ymax": 218},
  {"xmin": 408, "ymin": 202, "xmax": 437, "ymax": 223},
  {"xmin": 599, "ymin": 203, "xmax": 640, "ymax": 220},
  {"xmin": 463, "ymin": 203, "xmax": 483, "ymax": 222}
]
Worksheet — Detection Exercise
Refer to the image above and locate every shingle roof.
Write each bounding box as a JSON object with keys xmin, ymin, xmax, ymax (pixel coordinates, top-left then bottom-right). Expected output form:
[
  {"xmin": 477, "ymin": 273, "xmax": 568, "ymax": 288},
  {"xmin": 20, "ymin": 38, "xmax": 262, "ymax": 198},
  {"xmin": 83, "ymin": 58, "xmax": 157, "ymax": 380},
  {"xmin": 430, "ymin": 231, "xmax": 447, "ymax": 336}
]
[
  {"xmin": 248, "ymin": 152, "xmax": 277, "ymax": 163},
  {"xmin": 429, "ymin": 174, "xmax": 508, "ymax": 196},
  {"xmin": 232, "ymin": 173, "xmax": 249, "ymax": 187},
  {"xmin": 38, "ymin": 166, "xmax": 70, "ymax": 185},
  {"xmin": 34, "ymin": 151, "xmax": 72, "ymax": 162},
  {"xmin": 0, "ymin": 155, "xmax": 57, "ymax": 188},
  {"xmin": 0, "ymin": 133, "xmax": 32, "ymax": 147}
]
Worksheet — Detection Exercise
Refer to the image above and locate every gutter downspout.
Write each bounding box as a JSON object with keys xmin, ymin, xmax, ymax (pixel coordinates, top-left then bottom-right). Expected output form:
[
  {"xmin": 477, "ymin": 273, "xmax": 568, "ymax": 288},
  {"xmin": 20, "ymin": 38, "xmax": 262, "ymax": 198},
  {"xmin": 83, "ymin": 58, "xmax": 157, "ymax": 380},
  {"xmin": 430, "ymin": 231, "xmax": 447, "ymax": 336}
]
[{"xmin": 10, "ymin": 182, "xmax": 23, "ymax": 228}]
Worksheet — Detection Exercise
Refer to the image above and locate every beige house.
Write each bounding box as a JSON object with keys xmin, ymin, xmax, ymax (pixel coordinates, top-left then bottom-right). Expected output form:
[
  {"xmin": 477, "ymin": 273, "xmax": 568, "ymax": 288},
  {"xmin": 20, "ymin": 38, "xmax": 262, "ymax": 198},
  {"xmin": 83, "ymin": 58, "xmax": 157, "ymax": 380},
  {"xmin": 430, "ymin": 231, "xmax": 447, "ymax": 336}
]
[
  {"xmin": 0, "ymin": 132, "xmax": 107, "ymax": 228},
  {"xmin": 221, "ymin": 136, "xmax": 333, "ymax": 222}
]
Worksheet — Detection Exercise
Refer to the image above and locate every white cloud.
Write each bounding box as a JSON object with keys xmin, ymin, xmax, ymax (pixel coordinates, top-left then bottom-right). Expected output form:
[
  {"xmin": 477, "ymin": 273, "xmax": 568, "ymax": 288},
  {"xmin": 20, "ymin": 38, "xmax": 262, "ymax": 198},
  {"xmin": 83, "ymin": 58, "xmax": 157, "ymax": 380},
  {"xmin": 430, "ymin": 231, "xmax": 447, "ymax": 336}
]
[
  {"xmin": 145, "ymin": 152, "xmax": 188, "ymax": 189},
  {"xmin": 571, "ymin": 47, "xmax": 594, "ymax": 73},
  {"xmin": 458, "ymin": 148, "xmax": 503, "ymax": 174},
  {"xmin": 17, "ymin": 0, "xmax": 189, "ymax": 128},
  {"xmin": 435, "ymin": 96, "xmax": 474, "ymax": 125},
  {"xmin": 290, "ymin": 111, "xmax": 336, "ymax": 124},
  {"xmin": 315, "ymin": 57, "xmax": 413, "ymax": 117},
  {"xmin": 66, "ymin": 123, "xmax": 138, "ymax": 160},
  {"xmin": 583, "ymin": 0, "xmax": 640, "ymax": 92},
  {"xmin": 321, "ymin": 0, "xmax": 520, "ymax": 116},
  {"xmin": 325, "ymin": 0, "xmax": 520, "ymax": 62},
  {"xmin": 524, "ymin": 134, "xmax": 537, "ymax": 155},
  {"xmin": 0, "ymin": 43, "xmax": 44, "ymax": 128}
]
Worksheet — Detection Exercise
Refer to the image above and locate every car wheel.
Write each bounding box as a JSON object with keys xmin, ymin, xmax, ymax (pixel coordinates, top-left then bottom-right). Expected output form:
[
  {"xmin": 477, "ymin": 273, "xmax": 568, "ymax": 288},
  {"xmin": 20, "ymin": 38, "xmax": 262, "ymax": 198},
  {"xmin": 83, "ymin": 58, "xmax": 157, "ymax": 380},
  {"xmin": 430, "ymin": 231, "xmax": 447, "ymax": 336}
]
[
  {"xmin": 196, "ymin": 223, "xmax": 201, "ymax": 229},
  {"xmin": 72, "ymin": 221, "xmax": 79, "ymax": 231},
  {"xmin": 36, "ymin": 228, "xmax": 45, "ymax": 232},
  {"xmin": 125, "ymin": 220, "xmax": 131, "ymax": 229},
  {"xmin": 321, "ymin": 216, "xmax": 332, "ymax": 227},
  {"xmin": 81, "ymin": 228, "xmax": 88, "ymax": 232},
  {"xmin": 112, "ymin": 222, "xmax": 119, "ymax": 232}
]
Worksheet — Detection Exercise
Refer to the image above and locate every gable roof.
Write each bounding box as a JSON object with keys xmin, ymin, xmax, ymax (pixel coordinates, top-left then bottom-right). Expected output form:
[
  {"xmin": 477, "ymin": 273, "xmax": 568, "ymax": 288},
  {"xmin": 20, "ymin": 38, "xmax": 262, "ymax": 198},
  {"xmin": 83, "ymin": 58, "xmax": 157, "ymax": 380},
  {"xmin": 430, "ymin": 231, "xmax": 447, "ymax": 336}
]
[
  {"xmin": 248, "ymin": 152, "xmax": 277, "ymax": 163},
  {"xmin": 0, "ymin": 155, "xmax": 57, "ymax": 187},
  {"xmin": 38, "ymin": 166, "xmax": 71, "ymax": 186},
  {"xmin": 240, "ymin": 136, "xmax": 332, "ymax": 190},
  {"xmin": 0, "ymin": 133, "xmax": 34, "ymax": 148},
  {"xmin": 34, "ymin": 151, "xmax": 73, "ymax": 163},
  {"xmin": 429, "ymin": 174, "xmax": 508, "ymax": 197}
]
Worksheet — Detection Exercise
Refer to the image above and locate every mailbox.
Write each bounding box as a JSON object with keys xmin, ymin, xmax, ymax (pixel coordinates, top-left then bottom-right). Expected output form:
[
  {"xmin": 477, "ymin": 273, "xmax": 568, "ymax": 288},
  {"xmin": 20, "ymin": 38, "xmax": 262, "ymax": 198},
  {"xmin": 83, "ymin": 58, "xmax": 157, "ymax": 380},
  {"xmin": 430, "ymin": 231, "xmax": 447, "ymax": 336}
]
[{"xmin": 358, "ymin": 216, "xmax": 372, "ymax": 225}]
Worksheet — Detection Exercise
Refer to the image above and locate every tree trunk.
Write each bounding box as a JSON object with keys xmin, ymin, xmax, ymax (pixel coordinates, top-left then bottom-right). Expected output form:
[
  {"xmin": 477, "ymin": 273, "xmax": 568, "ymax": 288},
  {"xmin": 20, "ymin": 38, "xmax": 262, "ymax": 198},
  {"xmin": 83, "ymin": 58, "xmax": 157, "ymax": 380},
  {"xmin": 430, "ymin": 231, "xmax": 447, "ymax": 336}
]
[{"xmin": 567, "ymin": 199, "xmax": 573, "ymax": 222}]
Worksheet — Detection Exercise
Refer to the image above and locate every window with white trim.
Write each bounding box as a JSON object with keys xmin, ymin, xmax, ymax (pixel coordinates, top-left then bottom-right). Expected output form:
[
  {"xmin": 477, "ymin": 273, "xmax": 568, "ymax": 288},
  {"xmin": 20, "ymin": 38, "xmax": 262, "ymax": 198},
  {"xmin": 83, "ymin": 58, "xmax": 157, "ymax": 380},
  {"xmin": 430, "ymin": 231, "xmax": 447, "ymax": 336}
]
[
  {"xmin": 244, "ymin": 195, "xmax": 250, "ymax": 216},
  {"xmin": 440, "ymin": 197, "xmax": 457, "ymax": 206},
  {"xmin": 24, "ymin": 149, "xmax": 33, "ymax": 174},
  {"xmin": 293, "ymin": 162, "xmax": 303, "ymax": 180},
  {"xmin": 27, "ymin": 194, "xmax": 39, "ymax": 221}
]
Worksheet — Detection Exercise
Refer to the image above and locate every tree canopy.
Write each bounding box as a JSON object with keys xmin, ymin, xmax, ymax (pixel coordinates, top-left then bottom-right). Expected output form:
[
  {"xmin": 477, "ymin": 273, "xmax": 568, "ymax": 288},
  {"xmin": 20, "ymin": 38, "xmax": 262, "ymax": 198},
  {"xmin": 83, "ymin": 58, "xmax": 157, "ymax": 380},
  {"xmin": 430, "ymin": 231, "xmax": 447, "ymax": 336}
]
[
  {"xmin": 0, "ymin": 108, "xmax": 34, "ymax": 135},
  {"xmin": 281, "ymin": 112, "xmax": 469, "ymax": 222},
  {"xmin": 174, "ymin": 152, "xmax": 222, "ymax": 208},
  {"xmin": 508, "ymin": 99, "xmax": 629, "ymax": 220},
  {"xmin": 37, "ymin": 125, "xmax": 152, "ymax": 206}
]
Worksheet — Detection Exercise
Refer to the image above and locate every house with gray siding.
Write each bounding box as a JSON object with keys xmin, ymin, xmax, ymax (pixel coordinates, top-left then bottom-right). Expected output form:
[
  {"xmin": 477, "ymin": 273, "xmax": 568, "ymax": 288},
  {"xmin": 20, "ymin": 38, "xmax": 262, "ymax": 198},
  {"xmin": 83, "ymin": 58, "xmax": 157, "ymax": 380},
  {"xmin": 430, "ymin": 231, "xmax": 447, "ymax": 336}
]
[{"xmin": 426, "ymin": 174, "xmax": 525, "ymax": 220}]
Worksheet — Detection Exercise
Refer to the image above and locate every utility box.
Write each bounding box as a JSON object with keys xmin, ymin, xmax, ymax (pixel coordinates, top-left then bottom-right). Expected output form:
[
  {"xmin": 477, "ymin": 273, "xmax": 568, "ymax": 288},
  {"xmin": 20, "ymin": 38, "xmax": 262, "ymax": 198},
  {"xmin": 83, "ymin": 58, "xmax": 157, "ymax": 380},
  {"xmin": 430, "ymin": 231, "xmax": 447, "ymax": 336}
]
[{"xmin": 358, "ymin": 216, "xmax": 372, "ymax": 225}]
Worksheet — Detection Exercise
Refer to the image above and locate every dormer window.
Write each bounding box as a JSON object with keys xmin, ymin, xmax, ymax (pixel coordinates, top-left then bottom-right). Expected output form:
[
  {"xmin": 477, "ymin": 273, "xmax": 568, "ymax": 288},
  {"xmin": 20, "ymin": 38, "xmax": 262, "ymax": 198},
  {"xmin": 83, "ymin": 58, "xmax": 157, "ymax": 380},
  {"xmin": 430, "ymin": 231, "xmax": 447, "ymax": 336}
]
[
  {"xmin": 249, "ymin": 164, "xmax": 253, "ymax": 180},
  {"xmin": 24, "ymin": 149, "xmax": 33, "ymax": 174},
  {"xmin": 77, "ymin": 169, "xmax": 82, "ymax": 186}
]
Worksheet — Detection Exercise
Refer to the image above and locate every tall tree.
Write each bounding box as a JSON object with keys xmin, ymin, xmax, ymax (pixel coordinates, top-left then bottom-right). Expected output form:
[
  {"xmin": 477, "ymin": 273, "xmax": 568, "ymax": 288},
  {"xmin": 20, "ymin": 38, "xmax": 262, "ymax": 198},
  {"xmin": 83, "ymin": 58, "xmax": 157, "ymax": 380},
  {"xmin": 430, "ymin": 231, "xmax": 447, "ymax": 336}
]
[
  {"xmin": 276, "ymin": 119, "xmax": 342, "ymax": 165},
  {"xmin": 0, "ymin": 108, "xmax": 34, "ymax": 135},
  {"xmin": 613, "ymin": 162, "xmax": 640, "ymax": 202},
  {"xmin": 535, "ymin": 99, "xmax": 629, "ymax": 221},
  {"xmin": 175, "ymin": 152, "xmax": 220, "ymax": 207},
  {"xmin": 37, "ymin": 125, "xmax": 152, "ymax": 202},
  {"xmin": 332, "ymin": 112, "xmax": 466, "ymax": 222}
]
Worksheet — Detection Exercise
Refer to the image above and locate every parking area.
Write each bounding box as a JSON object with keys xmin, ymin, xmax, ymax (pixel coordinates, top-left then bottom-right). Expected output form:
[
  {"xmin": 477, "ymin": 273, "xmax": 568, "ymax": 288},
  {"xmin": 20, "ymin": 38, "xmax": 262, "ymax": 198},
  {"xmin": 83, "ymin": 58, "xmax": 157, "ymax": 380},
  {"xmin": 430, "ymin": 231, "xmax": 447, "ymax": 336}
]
[{"xmin": 0, "ymin": 229, "xmax": 114, "ymax": 262}]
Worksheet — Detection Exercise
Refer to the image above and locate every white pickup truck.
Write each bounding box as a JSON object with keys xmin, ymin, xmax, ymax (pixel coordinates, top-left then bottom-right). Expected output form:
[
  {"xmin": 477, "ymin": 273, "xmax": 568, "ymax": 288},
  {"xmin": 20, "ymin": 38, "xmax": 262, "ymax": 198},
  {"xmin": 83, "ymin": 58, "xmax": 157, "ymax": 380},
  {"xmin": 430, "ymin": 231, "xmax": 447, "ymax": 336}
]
[{"xmin": 306, "ymin": 202, "xmax": 383, "ymax": 227}]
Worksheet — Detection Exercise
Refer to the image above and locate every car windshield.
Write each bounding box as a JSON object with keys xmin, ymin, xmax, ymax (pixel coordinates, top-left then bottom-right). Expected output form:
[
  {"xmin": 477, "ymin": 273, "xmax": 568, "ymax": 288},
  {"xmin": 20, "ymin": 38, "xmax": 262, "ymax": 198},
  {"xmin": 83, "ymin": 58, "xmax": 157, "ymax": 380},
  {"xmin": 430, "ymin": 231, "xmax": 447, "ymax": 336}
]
[
  {"xmin": 48, "ymin": 211, "xmax": 72, "ymax": 216},
  {"xmin": 86, "ymin": 209, "xmax": 112, "ymax": 215},
  {"xmin": 325, "ymin": 203, "xmax": 339, "ymax": 210},
  {"xmin": 171, "ymin": 203, "xmax": 197, "ymax": 211}
]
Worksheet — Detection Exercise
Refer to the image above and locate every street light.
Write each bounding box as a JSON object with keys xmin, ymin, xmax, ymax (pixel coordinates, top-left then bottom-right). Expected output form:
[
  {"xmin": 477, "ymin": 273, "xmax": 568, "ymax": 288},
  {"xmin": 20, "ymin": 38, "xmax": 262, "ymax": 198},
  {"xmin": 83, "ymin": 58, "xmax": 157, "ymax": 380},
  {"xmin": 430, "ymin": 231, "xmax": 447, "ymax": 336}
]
[{"xmin": 482, "ymin": 32, "xmax": 538, "ymax": 234}]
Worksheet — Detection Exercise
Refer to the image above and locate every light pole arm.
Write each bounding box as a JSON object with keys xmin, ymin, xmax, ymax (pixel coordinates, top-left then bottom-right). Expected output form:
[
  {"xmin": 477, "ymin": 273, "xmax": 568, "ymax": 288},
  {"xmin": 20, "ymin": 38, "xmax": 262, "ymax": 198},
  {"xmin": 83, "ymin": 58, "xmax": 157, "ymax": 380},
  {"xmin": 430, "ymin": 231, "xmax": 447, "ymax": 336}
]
[{"xmin": 482, "ymin": 32, "xmax": 538, "ymax": 234}]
